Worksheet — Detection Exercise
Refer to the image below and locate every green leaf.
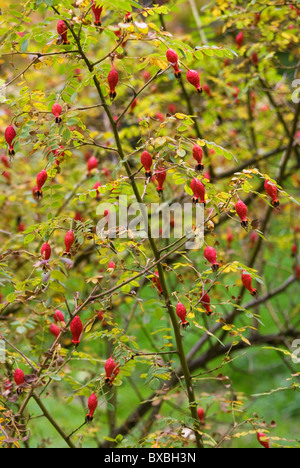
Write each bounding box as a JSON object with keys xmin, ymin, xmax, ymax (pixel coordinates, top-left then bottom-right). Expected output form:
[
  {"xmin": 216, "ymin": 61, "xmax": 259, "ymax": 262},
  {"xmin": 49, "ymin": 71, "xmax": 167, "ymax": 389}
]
[
  {"xmin": 21, "ymin": 39, "xmax": 29, "ymax": 53},
  {"xmin": 51, "ymin": 270, "xmax": 67, "ymax": 282},
  {"xmin": 24, "ymin": 234, "xmax": 35, "ymax": 245},
  {"xmin": 49, "ymin": 375, "xmax": 62, "ymax": 382}
]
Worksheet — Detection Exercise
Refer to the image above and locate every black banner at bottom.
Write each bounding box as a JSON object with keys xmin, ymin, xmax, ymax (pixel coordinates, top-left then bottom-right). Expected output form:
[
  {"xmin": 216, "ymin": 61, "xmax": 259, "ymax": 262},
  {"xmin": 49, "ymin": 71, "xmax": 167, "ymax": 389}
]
[{"xmin": 99, "ymin": 449, "xmax": 201, "ymax": 464}]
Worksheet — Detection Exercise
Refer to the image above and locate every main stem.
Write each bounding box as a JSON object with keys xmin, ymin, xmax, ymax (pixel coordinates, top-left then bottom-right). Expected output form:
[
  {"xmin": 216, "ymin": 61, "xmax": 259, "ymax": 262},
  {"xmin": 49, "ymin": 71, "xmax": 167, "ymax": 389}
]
[
  {"xmin": 52, "ymin": 12, "xmax": 203, "ymax": 447},
  {"xmin": 92, "ymin": 76, "xmax": 203, "ymax": 448},
  {"xmin": 32, "ymin": 393, "xmax": 76, "ymax": 449}
]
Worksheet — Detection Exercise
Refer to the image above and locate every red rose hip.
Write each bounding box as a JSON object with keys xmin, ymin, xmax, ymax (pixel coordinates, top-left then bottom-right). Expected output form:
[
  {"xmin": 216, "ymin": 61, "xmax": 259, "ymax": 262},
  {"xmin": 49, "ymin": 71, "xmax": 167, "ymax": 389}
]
[
  {"xmin": 187, "ymin": 69, "xmax": 202, "ymax": 93},
  {"xmin": 64, "ymin": 230, "xmax": 75, "ymax": 257},
  {"xmin": 105, "ymin": 357, "xmax": 119, "ymax": 385},
  {"xmin": 235, "ymin": 199, "xmax": 248, "ymax": 228},
  {"xmin": 92, "ymin": 0, "xmax": 103, "ymax": 26},
  {"xmin": 176, "ymin": 302, "xmax": 189, "ymax": 328},
  {"xmin": 242, "ymin": 271, "xmax": 257, "ymax": 296},
  {"xmin": 192, "ymin": 145, "xmax": 204, "ymax": 171},
  {"xmin": 41, "ymin": 242, "xmax": 51, "ymax": 261},
  {"xmin": 191, "ymin": 178, "xmax": 206, "ymax": 204},
  {"xmin": 108, "ymin": 67, "xmax": 119, "ymax": 101},
  {"xmin": 5, "ymin": 126, "xmax": 17, "ymax": 156},
  {"xmin": 52, "ymin": 103, "xmax": 63, "ymax": 124},
  {"xmin": 70, "ymin": 316, "xmax": 83, "ymax": 346},
  {"xmin": 86, "ymin": 393, "xmax": 98, "ymax": 422},
  {"xmin": 204, "ymin": 246, "xmax": 219, "ymax": 272},
  {"xmin": 57, "ymin": 20, "xmax": 70, "ymax": 45},
  {"xmin": 141, "ymin": 150, "xmax": 153, "ymax": 178}
]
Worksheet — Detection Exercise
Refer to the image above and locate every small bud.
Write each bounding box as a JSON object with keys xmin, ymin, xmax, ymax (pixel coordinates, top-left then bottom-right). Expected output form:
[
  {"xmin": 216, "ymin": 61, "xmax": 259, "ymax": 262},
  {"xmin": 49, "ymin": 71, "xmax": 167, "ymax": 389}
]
[
  {"xmin": 75, "ymin": 212, "xmax": 83, "ymax": 222},
  {"xmin": 235, "ymin": 31, "xmax": 244, "ymax": 49},
  {"xmin": 197, "ymin": 407, "xmax": 205, "ymax": 423},
  {"xmin": 53, "ymin": 309, "xmax": 65, "ymax": 324},
  {"xmin": 254, "ymin": 12, "xmax": 261, "ymax": 25},
  {"xmin": 14, "ymin": 368, "xmax": 25, "ymax": 394},
  {"xmin": 152, "ymin": 271, "xmax": 163, "ymax": 294},
  {"xmin": 251, "ymin": 51, "xmax": 259, "ymax": 67},
  {"xmin": 98, "ymin": 310, "xmax": 106, "ymax": 325},
  {"xmin": 1, "ymin": 154, "xmax": 10, "ymax": 168},
  {"xmin": 87, "ymin": 156, "xmax": 98, "ymax": 174},
  {"xmin": 203, "ymin": 83, "xmax": 212, "ymax": 97},
  {"xmin": 227, "ymin": 227, "xmax": 233, "ymax": 248},
  {"xmin": 200, "ymin": 293, "xmax": 213, "ymax": 315},
  {"xmin": 55, "ymin": 146, "xmax": 65, "ymax": 166},
  {"xmin": 155, "ymin": 167, "xmax": 167, "ymax": 195},
  {"xmin": 250, "ymin": 231, "xmax": 258, "ymax": 247},
  {"xmin": 50, "ymin": 323, "xmax": 61, "ymax": 338},
  {"xmin": 294, "ymin": 264, "xmax": 300, "ymax": 279},
  {"xmin": 130, "ymin": 98, "xmax": 138, "ymax": 112},
  {"xmin": 291, "ymin": 243, "xmax": 298, "ymax": 258},
  {"xmin": 94, "ymin": 181, "xmax": 101, "ymax": 199}
]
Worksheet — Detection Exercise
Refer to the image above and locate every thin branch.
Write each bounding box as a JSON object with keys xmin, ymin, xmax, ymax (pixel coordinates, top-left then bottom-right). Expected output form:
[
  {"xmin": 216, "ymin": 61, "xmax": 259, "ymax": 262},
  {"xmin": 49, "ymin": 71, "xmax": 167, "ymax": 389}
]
[
  {"xmin": 116, "ymin": 68, "xmax": 169, "ymax": 124},
  {"xmin": 5, "ymin": 57, "xmax": 39, "ymax": 87},
  {"xmin": 32, "ymin": 393, "xmax": 76, "ymax": 449},
  {"xmin": 0, "ymin": 334, "xmax": 38, "ymax": 371}
]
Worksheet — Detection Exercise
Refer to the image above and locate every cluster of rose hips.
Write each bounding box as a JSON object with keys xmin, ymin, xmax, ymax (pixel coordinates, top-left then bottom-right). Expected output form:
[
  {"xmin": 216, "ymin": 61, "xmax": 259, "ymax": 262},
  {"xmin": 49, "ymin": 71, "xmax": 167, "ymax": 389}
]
[
  {"xmin": 40, "ymin": 230, "xmax": 75, "ymax": 264},
  {"xmin": 3, "ymin": 5, "xmax": 286, "ymax": 321},
  {"xmin": 166, "ymin": 49, "xmax": 203, "ymax": 93},
  {"xmin": 0, "ymin": 5, "xmax": 291, "ymax": 445},
  {"xmin": 13, "ymin": 305, "xmax": 119, "ymax": 424},
  {"xmin": 172, "ymin": 246, "xmax": 258, "ymax": 328}
]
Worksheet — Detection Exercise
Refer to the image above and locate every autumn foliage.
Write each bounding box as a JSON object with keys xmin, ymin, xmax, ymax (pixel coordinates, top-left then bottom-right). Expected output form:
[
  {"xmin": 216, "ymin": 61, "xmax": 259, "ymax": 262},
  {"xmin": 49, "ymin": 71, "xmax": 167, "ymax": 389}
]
[{"xmin": 0, "ymin": 0, "xmax": 300, "ymax": 450}]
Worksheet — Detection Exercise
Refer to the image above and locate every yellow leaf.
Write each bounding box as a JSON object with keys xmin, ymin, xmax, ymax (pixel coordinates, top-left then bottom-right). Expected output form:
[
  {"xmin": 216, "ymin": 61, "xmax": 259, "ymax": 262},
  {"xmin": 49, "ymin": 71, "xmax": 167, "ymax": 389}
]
[
  {"xmin": 149, "ymin": 57, "xmax": 169, "ymax": 70},
  {"xmin": 175, "ymin": 113, "xmax": 188, "ymax": 120},
  {"xmin": 42, "ymin": 45, "xmax": 50, "ymax": 54},
  {"xmin": 241, "ymin": 336, "xmax": 251, "ymax": 346},
  {"xmin": 34, "ymin": 61, "xmax": 43, "ymax": 70},
  {"xmin": 85, "ymin": 322, "xmax": 94, "ymax": 334},
  {"xmin": 196, "ymin": 139, "xmax": 206, "ymax": 147},
  {"xmin": 135, "ymin": 22, "xmax": 149, "ymax": 34}
]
